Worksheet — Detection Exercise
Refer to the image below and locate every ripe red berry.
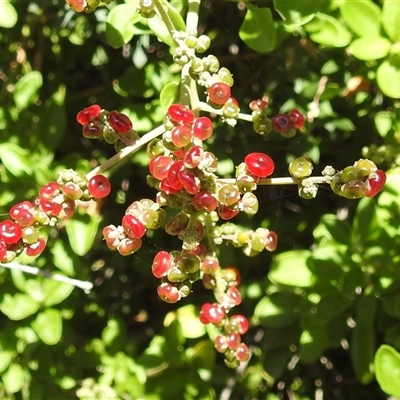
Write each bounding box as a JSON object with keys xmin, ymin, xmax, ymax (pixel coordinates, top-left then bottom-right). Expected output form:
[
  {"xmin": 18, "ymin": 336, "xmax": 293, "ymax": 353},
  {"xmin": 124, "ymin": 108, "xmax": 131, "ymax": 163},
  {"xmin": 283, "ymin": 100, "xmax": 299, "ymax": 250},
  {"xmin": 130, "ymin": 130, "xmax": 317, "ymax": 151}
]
[
  {"xmin": 76, "ymin": 104, "xmax": 101, "ymax": 126},
  {"xmin": 178, "ymin": 169, "xmax": 201, "ymax": 195},
  {"xmin": 365, "ymin": 170, "xmax": 386, "ymax": 198},
  {"xmin": 168, "ymin": 104, "xmax": 195, "ymax": 125},
  {"xmin": 39, "ymin": 198, "xmax": 63, "ymax": 216},
  {"xmin": 249, "ymin": 99, "xmax": 268, "ymax": 111},
  {"xmin": 0, "ymin": 220, "xmax": 23, "ymax": 244},
  {"xmin": 171, "ymin": 125, "xmax": 192, "ymax": 148},
  {"xmin": 184, "ymin": 145, "xmax": 204, "ymax": 169},
  {"xmin": 117, "ymin": 237, "xmax": 142, "ymax": 256},
  {"xmin": 108, "ymin": 110, "xmax": 133, "ymax": 134},
  {"xmin": 167, "ymin": 160, "xmax": 185, "ymax": 190},
  {"xmin": 208, "ymin": 82, "xmax": 231, "ymax": 105},
  {"xmin": 88, "ymin": 175, "xmax": 111, "ymax": 199},
  {"xmin": 10, "ymin": 201, "xmax": 35, "ymax": 227},
  {"xmin": 157, "ymin": 282, "xmax": 181, "ymax": 303},
  {"xmin": 236, "ymin": 343, "xmax": 250, "ymax": 362},
  {"xmin": 82, "ymin": 122, "xmax": 104, "ymax": 139},
  {"xmin": 244, "ymin": 152, "xmax": 275, "ymax": 178},
  {"xmin": 226, "ymin": 333, "xmax": 241, "ymax": 350},
  {"xmin": 229, "ymin": 315, "xmax": 249, "ymax": 335},
  {"xmin": 39, "ymin": 182, "xmax": 60, "ymax": 199},
  {"xmin": 122, "ymin": 214, "xmax": 146, "ymax": 239},
  {"xmin": 152, "ymin": 251, "xmax": 172, "ymax": 278},
  {"xmin": 266, "ymin": 230, "xmax": 278, "ymax": 252},
  {"xmin": 200, "ymin": 302, "xmax": 225, "ymax": 324},
  {"xmin": 288, "ymin": 109, "xmax": 305, "ymax": 129},
  {"xmin": 192, "ymin": 190, "xmax": 218, "ymax": 212},
  {"xmin": 25, "ymin": 236, "xmax": 47, "ymax": 257},
  {"xmin": 272, "ymin": 114, "xmax": 293, "ymax": 133},
  {"xmin": 193, "ymin": 117, "xmax": 213, "ymax": 140},
  {"xmin": 0, "ymin": 240, "xmax": 6, "ymax": 261},
  {"xmin": 149, "ymin": 156, "xmax": 174, "ymax": 181},
  {"xmin": 218, "ymin": 204, "xmax": 239, "ymax": 220}
]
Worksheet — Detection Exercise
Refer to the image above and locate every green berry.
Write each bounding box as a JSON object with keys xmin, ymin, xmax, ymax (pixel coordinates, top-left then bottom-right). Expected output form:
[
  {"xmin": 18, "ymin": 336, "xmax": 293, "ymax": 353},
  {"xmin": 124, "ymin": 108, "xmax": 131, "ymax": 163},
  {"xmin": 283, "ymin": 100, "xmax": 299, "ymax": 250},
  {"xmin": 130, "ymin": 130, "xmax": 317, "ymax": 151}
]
[{"xmin": 288, "ymin": 157, "xmax": 313, "ymax": 179}]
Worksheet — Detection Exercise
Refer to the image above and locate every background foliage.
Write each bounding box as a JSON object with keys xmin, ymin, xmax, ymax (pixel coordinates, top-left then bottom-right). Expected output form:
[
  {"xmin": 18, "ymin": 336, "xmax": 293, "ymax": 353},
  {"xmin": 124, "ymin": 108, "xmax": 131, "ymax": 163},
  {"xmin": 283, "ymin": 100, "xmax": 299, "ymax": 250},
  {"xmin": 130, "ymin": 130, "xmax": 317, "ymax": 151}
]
[{"xmin": 1, "ymin": 0, "xmax": 400, "ymax": 398}]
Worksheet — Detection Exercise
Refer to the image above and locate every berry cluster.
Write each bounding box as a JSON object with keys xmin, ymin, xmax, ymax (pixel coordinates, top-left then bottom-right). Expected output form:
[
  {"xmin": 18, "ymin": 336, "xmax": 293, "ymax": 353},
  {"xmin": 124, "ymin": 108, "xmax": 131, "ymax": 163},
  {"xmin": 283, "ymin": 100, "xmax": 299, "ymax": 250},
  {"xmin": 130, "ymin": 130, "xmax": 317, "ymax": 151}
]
[
  {"xmin": 103, "ymin": 199, "xmax": 165, "ymax": 256},
  {"xmin": 249, "ymin": 98, "xmax": 305, "ymax": 137},
  {"xmin": 77, "ymin": 104, "xmax": 138, "ymax": 151},
  {"xmin": 0, "ymin": 171, "xmax": 111, "ymax": 263},
  {"xmin": 200, "ymin": 259, "xmax": 250, "ymax": 368},
  {"xmin": 328, "ymin": 159, "xmax": 387, "ymax": 199}
]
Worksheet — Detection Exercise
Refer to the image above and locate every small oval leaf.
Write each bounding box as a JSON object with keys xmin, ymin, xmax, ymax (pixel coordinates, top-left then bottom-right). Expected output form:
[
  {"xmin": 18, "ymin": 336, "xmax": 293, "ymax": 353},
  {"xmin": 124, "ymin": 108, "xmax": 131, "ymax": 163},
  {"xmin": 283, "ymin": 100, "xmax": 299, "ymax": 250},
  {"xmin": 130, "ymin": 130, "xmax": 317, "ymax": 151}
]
[
  {"xmin": 350, "ymin": 36, "xmax": 392, "ymax": 61},
  {"xmin": 377, "ymin": 59, "xmax": 400, "ymax": 99},
  {"xmin": 375, "ymin": 345, "xmax": 400, "ymax": 396},
  {"xmin": 32, "ymin": 309, "xmax": 62, "ymax": 345},
  {"xmin": 13, "ymin": 71, "xmax": 43, "ymax": 110},
  {"xmin": 0, "ymin": 1, "xmax": 18, "ymax": 28}
]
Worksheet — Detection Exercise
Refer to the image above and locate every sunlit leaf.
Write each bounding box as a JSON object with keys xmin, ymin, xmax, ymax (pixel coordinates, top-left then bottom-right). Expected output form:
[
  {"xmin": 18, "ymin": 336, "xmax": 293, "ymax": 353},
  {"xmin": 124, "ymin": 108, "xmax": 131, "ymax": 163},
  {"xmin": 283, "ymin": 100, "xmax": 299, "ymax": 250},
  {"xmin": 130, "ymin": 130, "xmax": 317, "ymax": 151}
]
[
  {"xmin": 340, "ymin": 0, "xmax": 381, "ymax": 37},
  {"xmin": 13, "ymin": 71, "xmax": 43, "ymax": 110},
  {"xmin": 42, "ymin": 279, "xmax": 74, "ymax": 307},
  {"xmin": 2, "ymin": 363, "xmax": 24, "ymax": 393},
  {"xmin": 0, "ymin": 293, "xmax": 39, "ymax": 320},
  {"xmin": 382, "ymin": 0, "xmax": 400, "ymax": 42},
  {"xmin": 239, "ymin": 5, "xmax": 276, "ymax": 53},
  {"xmin": 376, "ymin": 59, "xmax": 400, "ymax": 98},
  {"xmin": 0, "ymin": 143, "xmax": 32, "ymax": 176},
  {"xmin": 0, "ymin": 1, "xmax": 17, "ymax": 28},
  {"xmin": 66, "ymin": 214, "xmax": 101, "ymax": 256},
  {"xmin": 349, "ymin": 37, "xmax": 391, "ymax": 61},
  {"xmin": 375, "ymin": 345, "xmax": 400, "ymax": 396},
  {"xmin": 32, "ymin": 309, "xmax": 62, "ymax": 345},
  {"xmin": 273, "ymin": 0, "xmax": 324, "ymax": 26}
]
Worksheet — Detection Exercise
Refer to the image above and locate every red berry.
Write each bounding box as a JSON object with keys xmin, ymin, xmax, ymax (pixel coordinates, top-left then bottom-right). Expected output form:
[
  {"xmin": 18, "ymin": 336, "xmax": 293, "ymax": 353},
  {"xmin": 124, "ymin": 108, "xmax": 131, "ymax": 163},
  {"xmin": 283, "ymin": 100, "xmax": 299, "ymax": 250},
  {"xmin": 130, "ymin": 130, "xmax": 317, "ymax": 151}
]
[
  {"xmin": 202, "ymin": 303, "xmax": 225, "ymax": 324},
  {"xmin": 108, "ymin": 110, "xmax": 133, "ymax": 134},
  {"xmin": 117, "ymin": 237, "xmax": 142, "ymax": 255},
  {"xmin": 10, "ymin": 201, "xmax": 34, "ymax": 227},
  {"xmin": 82, "ymin": 122, "xmax": 104, "ymax": 139},
  {"xmin": 157, "ymin": 282, "xmax": 181, "ymax": 303},
  {"xmin": 236, "ymin": 343, "xmax": 250, "ymax": 362},
  {"xmin": 201, "ymin": 257, "xmax": 220, "ymax": 274},
  {"xmin": 226, "ymin": 333, "xmax": 241, "ymax": 350},
  {"xmin": 183, "ymin": 145, "xmax": 204, "ymax": 169},
  {"xmin": 192, "ymin": 190, "xmax": 218, "ymax": 212},
  {"xmin": 39, "ymin": 182, "xmax": 60, "ymax": 199},
  {"xmin": 178, "ymin": 169, "xmax": 201, "ymax": 194},
  {"xmin": 0, "ymin": 240, "xmax": 6, "ymax": 261},
  {"xmin": 272, "ymin": 114, "xmax": 293, "ymax": 133},
  {"xmin": 76, "ymin": 104, "xmax": 101, "ymax": 126},
  {"xmin": 266, "ymin": 230, "xmax": 278, "ymax": 252},
  {"xmin": 171, "ymin": 125, "xmax": 192, "ymax": 148},
  {"xmin": 167, "ymin": 160, "xmax": 185, "ymax": 190},
  {"xmin": 208, "ymin": 82, "xmax": 231, "ymax": 105},
  {"xmin": 122, "ymin": 214, "xmax": 146, "ymax": 239},
  {"xmin": 88, "ymin": 175, "xmax": 111, "ymax": 199},
  {"xmin": 25, "ymin": 236, "xmax": 46, "ymax": 257},
  {"xmin": 0, "ymin": 220, "xmax": 23, "ymax": 244},
  {"xmin": 168, "ymin": 104, "xmax": 195, "ymax": 125},
  {"xmin": 152, "ymin": 251, "xmax": 172, "ymax": 278},
  {"xmin": 159, "ymin": 178, "xmax": 180, "ymax": 195},
  {"xmin": 214, "ymin": 335, "xmax": 228, "ymax": 353},
  {"xmin": 149, "ymin": 156, "xmax": 174, "ymax": 181},
  {"xmin": 288, "ymin": 109, "xmax": 305, "ymax": 129},
  {"xmin": 226, "ymin": 286, "xmax": 242, "ymax": 306},
  {"xmin": 244, "ymin": 152, "xmax": 275, "ymax": 178},
  {"xmin": 39, "ymin": 198, "xmax": 63, "ymax": 216},
  {"xmin": 193, "ymin": 117, "xmax": 213, "ymax": 140},
  {"xmin": 249, "ymin": 99, "xmax": 268, "ymax": 111},
  {"xmin": 365, "ymin": 170, "xmax": 386, "ymax": 198},
  {"xmin": 62, "ymin": 182, "xmax": 83, "ymax": 200},
  {"xmin": 218, "ymin": 204, "xmax": 239, "ymax": 220},
  {"xmin": 229, "ymin": 315, "xmax": 249, "ymax": 335}
]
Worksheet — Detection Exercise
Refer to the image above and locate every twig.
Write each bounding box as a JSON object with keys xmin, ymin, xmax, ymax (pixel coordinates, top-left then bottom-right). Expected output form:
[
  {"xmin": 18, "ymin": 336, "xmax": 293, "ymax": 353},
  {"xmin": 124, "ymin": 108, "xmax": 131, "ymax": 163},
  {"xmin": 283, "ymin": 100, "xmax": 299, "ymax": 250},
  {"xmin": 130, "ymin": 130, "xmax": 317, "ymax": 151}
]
[
  {"xmin": 198, "ymin": 101, "xmax": 253, "ymax": 122},
  {"xmin": 0, "ymin": 262, "xmax": 93, "ymax": 293},
  {"xmin": 218, "ymin": 176, "xmax": 332, "ymax": 186}
]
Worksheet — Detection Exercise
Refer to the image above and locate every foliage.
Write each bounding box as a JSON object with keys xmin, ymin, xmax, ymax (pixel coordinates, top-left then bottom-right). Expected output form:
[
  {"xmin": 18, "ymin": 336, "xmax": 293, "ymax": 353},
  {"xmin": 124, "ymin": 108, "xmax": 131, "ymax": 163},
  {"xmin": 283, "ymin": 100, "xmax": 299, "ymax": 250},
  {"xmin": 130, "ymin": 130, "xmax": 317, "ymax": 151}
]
[{"xmin": 0, "ymin": 0, "xmax": 400, "ymax": 399}]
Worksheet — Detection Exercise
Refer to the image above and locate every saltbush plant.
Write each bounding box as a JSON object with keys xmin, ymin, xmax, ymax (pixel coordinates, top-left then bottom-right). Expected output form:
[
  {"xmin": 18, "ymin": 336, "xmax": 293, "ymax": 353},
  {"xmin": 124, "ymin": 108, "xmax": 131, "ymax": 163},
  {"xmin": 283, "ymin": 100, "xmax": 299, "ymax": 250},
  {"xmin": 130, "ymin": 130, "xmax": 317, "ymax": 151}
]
[{"xmin": 1, "ymin": 0, "xmax": 400, "ymax": 398}]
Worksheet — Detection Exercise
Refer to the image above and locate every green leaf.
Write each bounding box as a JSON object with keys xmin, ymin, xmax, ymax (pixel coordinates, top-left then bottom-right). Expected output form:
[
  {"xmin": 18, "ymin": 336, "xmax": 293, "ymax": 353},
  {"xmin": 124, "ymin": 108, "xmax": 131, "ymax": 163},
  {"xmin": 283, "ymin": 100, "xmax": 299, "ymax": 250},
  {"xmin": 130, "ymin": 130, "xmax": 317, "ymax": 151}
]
[
  {"xmin": 377, "ymin": 59, "xmax": 400, "ymax": 99},
  {"xmin": 349, "ymin": 36, "xmax": 392, "ymax": 61},
  {"xmin": 66, "ymin": 214, "xmax": 101, "ymax": 256},
  {"xmin": 353, "ymin": 197, "xmax": 380, "ymax": 243},
  {"xmin": 384, "ymin": 323, "xmax": 400, "ymax": 349},
  {"xmin": 13, "ymin": 71, "xmax": 43, "ymax": 110},
  {"xmin": 0, "ymin": 1, "xmax": 17, "ymax": 28},
  {"xmin": 375, "ymin": 345, "xmax": 400, "ymax": 396},
  {"xmin": 0, "ymin": 351, "xmax": 14, "ymax": 373},
  {"xmin": 31, "ymin": 309, "xmax": 62, "ymax": 345},
  {"xmin": 273, "ymin": 0, "xmax": 325, "ymax": 26},
  {"xmin": 382, "ymin": 0, "xmax": 400, "ymax": 43},
  {"xmin": 374, "ymin": 111, "xmax": 392, "ymax": 137},
  {"xmin": 42, "ymin": 279, "xmax": 74, "ymax": 307},
  {"xmin": 263, "ymin": 348, "xmax": 292, "ymax": 379},
  {"xmin": 269, "ymin": 250, "xmax": 314, "ymax": 287},
  {"xmin": 305, "ymin": 13, "xmax": 351, "ymax": 47},
  {"xmin": 0, "ymin": 143, "xmax": 32, "ymax": 176},
  {"xmin": 164, "ymin": 304, "xmax": 206, "ymax": 339},
  {"xmin": 106, "ymin": 4, "xmax": 141, "ymax": 48},
  {"xmin": 318, "ymin": 214, "xmax": 352, "ymax": 245},
  {"xmin": 25, "ymin": 279, "xmax": 45, "ymax": 303},
  {"xmin": 160, "ymin": 81, "xmax": 179, "ymax": 112},
  {"xmin": 2, "ymin": 363, "xmax": 24, "ymax": 393},
  {"xmin": 239, "ymin": 5, "xmax": 276, "ymax": 53},
  {"xmin": 51, "ymin": 240, "xmax": 76, "ymax": 276},
  {"xmin": 190, "ymin": 340, "xmax": 216, "ymax": 371},
  {"xmin": 0, "ymin": 293, "xmax": 39, "ymax": 320},
  {"xmin": 340, "ymin": 0, "xmax": 381, "ymax": 37},
  {"xmin": 350, "ymin": 295, "xmax": 376, "ymax": 384}
]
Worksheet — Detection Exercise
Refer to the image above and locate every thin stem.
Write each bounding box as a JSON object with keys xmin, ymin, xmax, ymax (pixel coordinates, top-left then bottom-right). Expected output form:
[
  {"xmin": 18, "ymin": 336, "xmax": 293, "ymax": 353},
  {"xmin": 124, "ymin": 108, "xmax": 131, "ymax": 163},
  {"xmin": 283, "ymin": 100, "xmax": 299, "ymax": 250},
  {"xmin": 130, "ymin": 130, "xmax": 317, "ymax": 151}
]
[
  {"xmin": 0, "ymin": 262, "xmax": 93, "ymax": 293},
  {"xmin": 186, "ymin": 0, "xmax": 201, "ymax": 35},
  {"xmin": 86, "ymin": 124, "xmax": 165, "ymax": 180},
  {"xmin": 198, "ymin": 101, "xmax": 253, "ymax": 122},
  {"xmin": 154, "ymin": 0, "xmax": 179, "ymax": 45}
]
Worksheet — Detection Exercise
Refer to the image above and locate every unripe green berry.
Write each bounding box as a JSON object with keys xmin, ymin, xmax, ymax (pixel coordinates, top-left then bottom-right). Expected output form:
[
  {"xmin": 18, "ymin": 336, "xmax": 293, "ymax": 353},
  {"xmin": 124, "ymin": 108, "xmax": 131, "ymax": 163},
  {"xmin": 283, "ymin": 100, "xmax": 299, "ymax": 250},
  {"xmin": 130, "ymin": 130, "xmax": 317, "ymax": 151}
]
[
  {"xmin": 184, "ymin": 35, "xmax": 198, "ymax": 49},
  {"xmin": 341, "ymin": 180, "xmax": 368, "ymax": 199},
  {"xmin": 218, "ymin": 67, "xmax": 234, "ymax": 87},
  {"xmin": 196, "ymin": 35, "xmax": 211, "ymax": 53},
  {"xmin": 340, "ymin": 166, "xmax": 358, "ymax": 183},
  {"xmin": 241, "ymin": 192, "xmax": 259, "ymax": 215},
  {"xmin": 204, "ymin": 55, "xmax": 220, "ymax": 73},
  {"xmin": 168, "ymin": 266, "xmax": 188, "ymax": 283},
  {"xmin": 190, "ymin": 57, "xmax": 204, "ymax": 74},
  {"xmin": 354, "ymin": 158, "xmax": 377, "ymax": 178},
  {"xmin": 289, "ymin": 157, "xmax": 313, "ymax": 179}
]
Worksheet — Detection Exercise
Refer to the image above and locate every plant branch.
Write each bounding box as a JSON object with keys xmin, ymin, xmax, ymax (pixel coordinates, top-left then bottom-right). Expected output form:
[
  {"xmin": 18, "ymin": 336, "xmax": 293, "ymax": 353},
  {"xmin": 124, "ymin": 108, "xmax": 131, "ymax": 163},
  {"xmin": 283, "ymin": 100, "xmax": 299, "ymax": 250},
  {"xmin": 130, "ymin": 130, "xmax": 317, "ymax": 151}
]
[
  {"xmin": 154, "ymin": 0, "xmax": 179, "ymax": 45},
  {"xmin": 218, "ymin": 176, "xmax": 332, "ymax": 186},
  {"xmin": 0, "ymin": 262, "xmax": 93, "ymax": 293},
  {"xmin": 186, "ymin": 0, "xmax": 201, "ymax": 35},
  {"xmin": 86, "ymin": 124, "xmax": 165, "ymax": 180}
]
